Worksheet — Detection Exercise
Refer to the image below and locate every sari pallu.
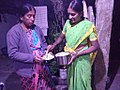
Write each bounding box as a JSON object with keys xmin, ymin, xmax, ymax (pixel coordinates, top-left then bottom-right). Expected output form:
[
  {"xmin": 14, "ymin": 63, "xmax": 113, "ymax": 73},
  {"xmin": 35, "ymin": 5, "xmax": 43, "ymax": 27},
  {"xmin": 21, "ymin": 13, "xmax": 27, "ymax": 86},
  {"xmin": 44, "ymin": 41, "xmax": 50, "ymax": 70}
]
[
  {"xmin": 62, "ymin": 20, "xmax": 98, "ymax": 90},
  {"xmin": 64, "ymin": 20, "xmax": 98, "ymax": 65}
]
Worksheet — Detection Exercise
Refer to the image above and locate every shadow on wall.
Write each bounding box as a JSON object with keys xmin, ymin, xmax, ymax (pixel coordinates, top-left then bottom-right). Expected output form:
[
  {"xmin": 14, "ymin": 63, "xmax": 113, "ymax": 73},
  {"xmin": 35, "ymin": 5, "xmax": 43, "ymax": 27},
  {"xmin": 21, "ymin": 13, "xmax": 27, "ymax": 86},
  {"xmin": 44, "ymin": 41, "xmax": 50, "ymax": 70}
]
[{"xmin": 92, "ymin": 48, "xmax": 106, "ymax": 90}]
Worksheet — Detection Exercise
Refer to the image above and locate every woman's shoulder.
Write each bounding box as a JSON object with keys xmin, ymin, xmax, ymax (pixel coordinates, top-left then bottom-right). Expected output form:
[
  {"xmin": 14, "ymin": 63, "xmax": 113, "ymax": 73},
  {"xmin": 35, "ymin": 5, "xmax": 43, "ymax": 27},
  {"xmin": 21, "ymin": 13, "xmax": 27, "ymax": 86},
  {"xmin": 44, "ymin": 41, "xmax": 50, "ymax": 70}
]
[
  {"xmin": 33, "ymin": 24, "xmax": 41, "ymax": 30},
  {"xmin": 8, "ymin": 23, "xmax": 21, "ymax": 33},
  {"xmin": 80, "ymin": 19, "xmax": 95, "ymax": 28},
  {"xmin": 7, "ymin": 23, "xmax": 22, "ymax": 37},
  {"xmin": 64, "ymin": 19, "xmax": 71, "ymax": 27},
  {"xmin": 83, "ymin": 19, "xmax": 93, "ymax": 25},
  {"xmin": 33, "ymin": 24, "xmax": 44, "ymax": 35},
  {"xmin": 65, "ymin": 19, "xmax": 70, "ymax": 24}
]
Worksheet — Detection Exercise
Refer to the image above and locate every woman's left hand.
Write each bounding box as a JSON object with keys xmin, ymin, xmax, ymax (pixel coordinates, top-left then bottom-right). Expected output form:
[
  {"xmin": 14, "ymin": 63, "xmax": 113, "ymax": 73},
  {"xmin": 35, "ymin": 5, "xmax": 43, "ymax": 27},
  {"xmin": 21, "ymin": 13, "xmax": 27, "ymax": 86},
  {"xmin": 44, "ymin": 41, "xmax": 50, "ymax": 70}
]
[{"xmin": 67, "ymin": 52, "xmax": 77, "ymax": 65}]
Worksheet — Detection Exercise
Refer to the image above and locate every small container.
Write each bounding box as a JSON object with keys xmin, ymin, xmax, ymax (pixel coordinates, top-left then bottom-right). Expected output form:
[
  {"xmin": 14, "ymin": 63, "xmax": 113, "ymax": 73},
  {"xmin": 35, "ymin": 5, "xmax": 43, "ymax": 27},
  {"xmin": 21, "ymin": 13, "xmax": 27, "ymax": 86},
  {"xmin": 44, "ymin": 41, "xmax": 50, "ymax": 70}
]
[
  {"xmin": 55, "ymin": 52, "xmax": 70, "ymax": 66},
  {"xmin": 59, "ymin": 69, "xmax": 67, "ymax": 79}
]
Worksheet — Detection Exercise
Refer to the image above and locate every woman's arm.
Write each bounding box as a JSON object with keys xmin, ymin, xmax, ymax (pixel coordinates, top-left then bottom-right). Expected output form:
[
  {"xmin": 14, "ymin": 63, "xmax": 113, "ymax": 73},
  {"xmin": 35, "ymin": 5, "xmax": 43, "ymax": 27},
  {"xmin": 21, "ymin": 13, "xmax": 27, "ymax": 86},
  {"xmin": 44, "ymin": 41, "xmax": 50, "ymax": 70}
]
[
  {"xmin": 7, "ymin": 29, "xmax": 34, "ymax": 63},
  {"xmin": 68, "ymin": 40, "xmax": 99, "ymax": 65},
  {"xmin": 77, "ymin": 40, "xmax": 99, "ymax": 56},
  {"xmin": 47, "ymin": 33, "xmax": 65, "ymax": 51}
]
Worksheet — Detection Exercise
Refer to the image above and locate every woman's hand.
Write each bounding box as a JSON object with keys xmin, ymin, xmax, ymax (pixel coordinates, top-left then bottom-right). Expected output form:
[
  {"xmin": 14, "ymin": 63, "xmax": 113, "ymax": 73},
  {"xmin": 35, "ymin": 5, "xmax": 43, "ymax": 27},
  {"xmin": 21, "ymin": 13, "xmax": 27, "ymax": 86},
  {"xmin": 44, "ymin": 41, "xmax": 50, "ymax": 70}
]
[
  {"xmin": 34, "ymin": 55, "xmax": 43, "ymax": 63},
  {"xmin": 47, "ymin": 44, "xmax": 55, "ymax": 52},
  {"xmin": 67, "ymin": 52, "xmax": 78, "ymax": 65},
  {"xmin": 33, "ymin": 51, "xmax": 44, "ymax": 63}
]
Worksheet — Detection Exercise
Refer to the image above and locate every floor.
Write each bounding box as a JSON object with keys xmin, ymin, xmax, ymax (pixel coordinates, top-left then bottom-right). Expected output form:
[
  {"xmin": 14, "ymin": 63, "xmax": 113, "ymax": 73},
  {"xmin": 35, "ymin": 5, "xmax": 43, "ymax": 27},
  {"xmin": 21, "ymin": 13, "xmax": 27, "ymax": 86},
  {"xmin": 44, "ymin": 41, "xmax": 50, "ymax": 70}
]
[
  {"xmin": 0, "ymin": 55, "xmax": 120, "ymax": 90},
  {"xmin": 108, "ymin": 68, "xmax": 120, "ymax": 90},
  {"xmin": 0, "ymin": 55, "xmax": 23, "ymax": 90}
]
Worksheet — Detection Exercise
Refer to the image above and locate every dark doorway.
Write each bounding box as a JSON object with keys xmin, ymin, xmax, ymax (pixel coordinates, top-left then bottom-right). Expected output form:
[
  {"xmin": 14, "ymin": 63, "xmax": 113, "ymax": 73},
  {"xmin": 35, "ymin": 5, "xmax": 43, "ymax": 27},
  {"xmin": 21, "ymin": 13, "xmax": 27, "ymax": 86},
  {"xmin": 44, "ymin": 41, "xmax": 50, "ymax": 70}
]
[{"xmin": 106, "ymin": 0, "xmax": 120, "ymax": 89}]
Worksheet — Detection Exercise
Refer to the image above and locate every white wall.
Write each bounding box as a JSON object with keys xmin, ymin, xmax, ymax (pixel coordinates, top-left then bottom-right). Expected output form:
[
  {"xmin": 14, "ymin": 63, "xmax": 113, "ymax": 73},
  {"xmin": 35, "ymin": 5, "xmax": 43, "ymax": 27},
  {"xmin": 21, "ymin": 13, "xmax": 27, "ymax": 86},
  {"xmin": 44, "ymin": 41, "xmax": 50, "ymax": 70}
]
[{"xmin": 0, "ymin": 14, "xmax": 18, "ymax": 54}]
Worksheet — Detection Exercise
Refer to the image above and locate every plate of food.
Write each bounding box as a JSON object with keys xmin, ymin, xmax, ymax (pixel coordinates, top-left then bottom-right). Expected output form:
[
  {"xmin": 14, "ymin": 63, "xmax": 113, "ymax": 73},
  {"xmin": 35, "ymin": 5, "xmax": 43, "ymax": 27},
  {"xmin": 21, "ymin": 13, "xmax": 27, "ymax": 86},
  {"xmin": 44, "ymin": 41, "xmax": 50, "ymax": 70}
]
[{"xmin": 42, "ymin": 52, "xmax": 54, "ymax": 60}]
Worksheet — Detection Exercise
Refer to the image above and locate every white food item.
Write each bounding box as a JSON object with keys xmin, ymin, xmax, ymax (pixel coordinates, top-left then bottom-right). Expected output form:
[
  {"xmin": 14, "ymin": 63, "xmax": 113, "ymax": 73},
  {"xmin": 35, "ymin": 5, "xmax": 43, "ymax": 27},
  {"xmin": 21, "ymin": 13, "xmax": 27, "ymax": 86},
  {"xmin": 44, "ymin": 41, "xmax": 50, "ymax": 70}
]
[
  {"xmin": 55, "ymin": 52, "xmax": 70, "ymax": 57},
  {"xmin": 42, "ymin": 53, "xmax": 54, "ymax": 60}
]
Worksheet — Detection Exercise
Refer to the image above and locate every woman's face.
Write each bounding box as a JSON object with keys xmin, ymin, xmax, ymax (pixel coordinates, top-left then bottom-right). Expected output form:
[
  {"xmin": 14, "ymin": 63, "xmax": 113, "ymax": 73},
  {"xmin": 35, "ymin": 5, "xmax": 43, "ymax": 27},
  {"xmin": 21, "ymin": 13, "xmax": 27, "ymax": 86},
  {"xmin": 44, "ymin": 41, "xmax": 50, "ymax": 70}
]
[
  {"xmin": 20, "ymin": 9, "xmax": 35, "ymax": 28},
  {"xmin": 67, "ymin": 7, "xmax": 82, "ymax": 24}
]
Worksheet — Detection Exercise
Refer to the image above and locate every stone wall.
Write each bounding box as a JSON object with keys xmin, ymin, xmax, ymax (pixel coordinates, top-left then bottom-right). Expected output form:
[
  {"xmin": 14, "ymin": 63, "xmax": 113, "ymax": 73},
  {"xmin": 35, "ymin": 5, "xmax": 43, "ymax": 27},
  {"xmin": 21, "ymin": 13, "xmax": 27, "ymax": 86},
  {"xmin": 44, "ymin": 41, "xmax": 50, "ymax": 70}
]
[{"xmin": 93, "ymin": 0, "xmax": 114, "ymax": 90}]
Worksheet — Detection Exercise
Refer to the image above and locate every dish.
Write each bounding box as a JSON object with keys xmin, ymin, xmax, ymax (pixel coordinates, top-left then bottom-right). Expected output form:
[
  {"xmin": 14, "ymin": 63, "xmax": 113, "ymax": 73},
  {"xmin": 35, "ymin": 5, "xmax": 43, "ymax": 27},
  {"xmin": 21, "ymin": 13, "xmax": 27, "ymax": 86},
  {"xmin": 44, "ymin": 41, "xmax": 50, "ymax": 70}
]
[
  {"xmin": 55, "ymin": 52, "xmax": 70, "ymax": 57},
  {"xmin": 42, "ymin": 52, "xmax": 54, "ymax": 60},
  {"xmin": 55, "ymin": 52, "xmax": 70, "ymax": 65}
]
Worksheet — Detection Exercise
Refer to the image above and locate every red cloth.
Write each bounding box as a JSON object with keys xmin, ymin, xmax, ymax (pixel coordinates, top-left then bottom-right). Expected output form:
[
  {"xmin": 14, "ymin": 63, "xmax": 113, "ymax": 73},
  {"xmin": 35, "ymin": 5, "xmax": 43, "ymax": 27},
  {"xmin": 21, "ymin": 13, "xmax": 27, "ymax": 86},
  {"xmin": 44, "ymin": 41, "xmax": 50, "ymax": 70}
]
[{"xmin": 20, "ymin": 62, "xmax": 52, "ymax": 90}]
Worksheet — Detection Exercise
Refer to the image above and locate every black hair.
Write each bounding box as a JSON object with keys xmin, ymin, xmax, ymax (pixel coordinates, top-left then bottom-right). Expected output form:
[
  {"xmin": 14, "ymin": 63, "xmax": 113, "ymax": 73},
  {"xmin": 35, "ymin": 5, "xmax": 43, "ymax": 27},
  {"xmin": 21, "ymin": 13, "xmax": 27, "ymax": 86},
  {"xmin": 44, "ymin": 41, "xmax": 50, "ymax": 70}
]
[
  {"xmin": 19, "ymin": 3, "xmax": 36, "ymax": 17},
  {"xmin": 69, "ymin": 0, "xmax": 83, "ymax": 13}
]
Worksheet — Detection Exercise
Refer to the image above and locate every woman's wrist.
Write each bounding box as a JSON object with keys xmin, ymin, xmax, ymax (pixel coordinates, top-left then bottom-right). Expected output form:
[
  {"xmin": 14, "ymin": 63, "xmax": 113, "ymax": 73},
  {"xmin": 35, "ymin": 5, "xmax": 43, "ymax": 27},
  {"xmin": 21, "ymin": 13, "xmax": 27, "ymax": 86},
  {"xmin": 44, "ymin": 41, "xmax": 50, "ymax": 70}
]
[
  {"xmin": 52, "ymin": 43, "xmax": 57, "ymax": 49},
  {"xmin": 77, "ymin": 50, "xmax": 86, "ymax": 56},
  {"xmin": 81, "ymin": 50, "xmax": 87, "ymax": 55},
  {"xmin": 52, "ymin": 43, "xmax": 56, "ymax": 47}
]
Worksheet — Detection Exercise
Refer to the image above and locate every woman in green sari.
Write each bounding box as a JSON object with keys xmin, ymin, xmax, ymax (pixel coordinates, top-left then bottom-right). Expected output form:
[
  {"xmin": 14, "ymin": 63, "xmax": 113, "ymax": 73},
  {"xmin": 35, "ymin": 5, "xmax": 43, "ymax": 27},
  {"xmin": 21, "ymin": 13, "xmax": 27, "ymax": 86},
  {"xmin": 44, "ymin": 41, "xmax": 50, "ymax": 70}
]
[{"xmin": 47, "ymin": 0, "xmax": 99, "ymax": 90}]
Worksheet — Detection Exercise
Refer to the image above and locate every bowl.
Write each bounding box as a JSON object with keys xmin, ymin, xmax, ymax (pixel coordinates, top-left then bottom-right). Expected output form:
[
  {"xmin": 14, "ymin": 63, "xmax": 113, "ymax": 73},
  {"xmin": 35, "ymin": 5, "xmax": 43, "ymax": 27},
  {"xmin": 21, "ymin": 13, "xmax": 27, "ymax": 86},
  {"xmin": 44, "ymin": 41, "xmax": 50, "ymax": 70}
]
[{"xmin": 55, "ymin": 52, "xmax": 70, "ymax": 65}]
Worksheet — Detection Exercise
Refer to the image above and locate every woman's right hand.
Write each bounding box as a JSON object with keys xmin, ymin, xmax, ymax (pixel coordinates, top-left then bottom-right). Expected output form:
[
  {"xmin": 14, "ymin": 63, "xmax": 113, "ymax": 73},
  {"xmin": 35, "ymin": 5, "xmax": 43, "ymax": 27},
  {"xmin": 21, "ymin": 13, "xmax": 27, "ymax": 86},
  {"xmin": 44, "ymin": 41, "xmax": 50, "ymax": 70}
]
[
  {"xmin": 47, "ymin": 44, "xmax": 55, "ymax": 52},
  {"xmin": 47, "ymin": 33, "xmax": 65, "ymax": 52},
  {"xmin": 34, "ymin": 55, "xmax": 43, "ymax": 63},
  {"xmin": 33, "ymin": 50, "xmax": 44, "ymax": 63}
]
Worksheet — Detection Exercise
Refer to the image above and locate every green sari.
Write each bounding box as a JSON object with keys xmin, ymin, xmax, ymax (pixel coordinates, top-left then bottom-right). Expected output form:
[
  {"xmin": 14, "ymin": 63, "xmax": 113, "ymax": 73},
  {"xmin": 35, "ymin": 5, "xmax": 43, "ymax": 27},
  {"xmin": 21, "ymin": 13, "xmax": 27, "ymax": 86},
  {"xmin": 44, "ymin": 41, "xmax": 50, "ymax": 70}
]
[{"xmin": 62, "ymin": 19, "xmax": 98, "ymax": 90}]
